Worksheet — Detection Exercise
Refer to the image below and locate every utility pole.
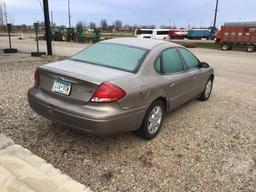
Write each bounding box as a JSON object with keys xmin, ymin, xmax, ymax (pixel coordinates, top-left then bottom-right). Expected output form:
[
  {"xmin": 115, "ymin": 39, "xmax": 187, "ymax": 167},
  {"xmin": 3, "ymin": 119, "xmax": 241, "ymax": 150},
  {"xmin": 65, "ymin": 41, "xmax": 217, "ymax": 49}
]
[
  {"xmin": 4, "ymin": 2, "xmax": 7, "ymax": 26},
  {"xmin": 0, "ymin": 3, "xmax": 4, "ymax": 27},
  {"xmin": 3, "ymin": 2, "xmax": 17, "ymax": 53},
  {"xmin": 212, "ymin": 0, "xmax": 219, "ymax": 33},
  {"xmin": 43, "ymin": 0, "xmax": 52, "ymax": 55},
  {"xmin": 51, "ymin": 10, "xmax": 54, "ymax": 27},
  {"xmin": 68, "ymin": 0, "xmax": 71, "ymax": 27}
]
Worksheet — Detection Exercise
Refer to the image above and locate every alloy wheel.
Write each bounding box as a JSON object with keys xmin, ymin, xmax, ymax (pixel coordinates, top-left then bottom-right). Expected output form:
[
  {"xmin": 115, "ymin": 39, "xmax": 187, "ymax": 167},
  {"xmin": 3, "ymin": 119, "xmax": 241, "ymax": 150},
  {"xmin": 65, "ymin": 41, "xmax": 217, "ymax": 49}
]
[
  {"xmin": 147, "ymin": 106, "xmax": 163, "ymax": 135},
  {"xmin": 205, "ymin": 79, "xmax": 212, "ymax": 98}
]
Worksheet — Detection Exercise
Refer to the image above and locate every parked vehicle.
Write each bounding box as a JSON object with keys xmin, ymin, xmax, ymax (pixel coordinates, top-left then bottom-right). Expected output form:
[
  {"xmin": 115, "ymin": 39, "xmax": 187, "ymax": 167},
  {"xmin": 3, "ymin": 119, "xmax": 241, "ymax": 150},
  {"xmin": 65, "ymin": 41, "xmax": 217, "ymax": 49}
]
[
  {"xmin": 51, "ymin": 26, "xmax": 66, "ymax": 41},
  {"xmin": 76, "ymin": 28, "xmax": 100, "ymax": 43},
  {"xmin": 187, "ymin": 29, "xmax": 212, "ymax": 40},
  {"xmin": 169, "ymin": 29, "xmax": 188, "ymax": 39},
  {"xmin": 27, "ymin": 38, "xmax": 214, "ymax": 140},
  {"xmin": 216, "ymin": 22, "xmax": 256, "ymax": 52},
  {"xmin": 135, "ymin": 28, "xmax": 170, "ymax": 40}
]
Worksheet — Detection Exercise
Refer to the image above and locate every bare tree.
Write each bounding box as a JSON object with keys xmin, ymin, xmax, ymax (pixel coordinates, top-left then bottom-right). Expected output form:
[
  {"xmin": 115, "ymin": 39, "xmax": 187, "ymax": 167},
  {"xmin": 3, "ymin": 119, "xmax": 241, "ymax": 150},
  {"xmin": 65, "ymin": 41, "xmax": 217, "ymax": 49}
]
[
  {"xmin": 140, "ymin": 24, "xmax": 156, "ymax": 29},
  {"xmin": 113, "ymin": 20, "xmax": 122, "ymax": 31},
  {"xmin": 89, "ymin": 22, "xmax": 96, "ymax": 29},
  {"xmin": 76, "ymin": 21, "xmax": 84, "ymax": 32},
  {"xmin": 100, "ymin": 19, "xmax": 108, "ymax": 31},
  {"xmin": 160, "ymin": 25, "xmax": 174, "ymax": 29}
]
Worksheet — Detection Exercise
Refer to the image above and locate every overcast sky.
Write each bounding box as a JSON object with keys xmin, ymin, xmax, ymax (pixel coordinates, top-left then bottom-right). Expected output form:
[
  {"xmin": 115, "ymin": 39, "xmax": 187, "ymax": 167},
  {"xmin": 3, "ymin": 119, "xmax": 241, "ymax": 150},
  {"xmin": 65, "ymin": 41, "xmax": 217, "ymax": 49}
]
[{"xmin": 2, "ymin": 0, "xmax": 256, "ymax": 28}]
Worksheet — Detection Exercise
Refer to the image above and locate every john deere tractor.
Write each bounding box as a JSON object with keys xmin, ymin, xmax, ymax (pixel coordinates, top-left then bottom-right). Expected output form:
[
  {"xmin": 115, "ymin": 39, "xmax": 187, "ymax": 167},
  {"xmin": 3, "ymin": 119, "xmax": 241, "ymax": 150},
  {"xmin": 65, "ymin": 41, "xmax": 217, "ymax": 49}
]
[{"xmin": 76, "ymin": 28, "xmax": 100, "ymax": 43}]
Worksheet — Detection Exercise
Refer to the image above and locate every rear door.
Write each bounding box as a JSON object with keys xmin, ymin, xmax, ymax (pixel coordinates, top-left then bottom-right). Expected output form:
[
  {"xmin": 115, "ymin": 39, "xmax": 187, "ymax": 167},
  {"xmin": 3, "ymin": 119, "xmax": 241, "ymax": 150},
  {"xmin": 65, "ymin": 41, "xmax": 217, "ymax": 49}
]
[{"xmin": 158, "ymin": 48, "xmax": 193, "ymax": 110}]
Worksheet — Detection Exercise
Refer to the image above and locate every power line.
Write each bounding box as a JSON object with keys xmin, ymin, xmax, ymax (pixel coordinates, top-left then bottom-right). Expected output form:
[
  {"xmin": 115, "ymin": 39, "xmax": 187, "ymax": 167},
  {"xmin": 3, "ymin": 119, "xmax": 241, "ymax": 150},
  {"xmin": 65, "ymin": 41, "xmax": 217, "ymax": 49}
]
[{"xmin": 38, "ymin": 0, "xmax": 44, "ymax": 12}]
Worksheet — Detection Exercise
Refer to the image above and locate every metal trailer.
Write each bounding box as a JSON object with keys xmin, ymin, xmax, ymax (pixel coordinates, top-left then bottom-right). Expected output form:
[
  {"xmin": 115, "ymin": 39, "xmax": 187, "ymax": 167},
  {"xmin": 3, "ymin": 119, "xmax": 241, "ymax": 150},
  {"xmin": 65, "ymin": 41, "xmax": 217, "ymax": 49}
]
[
  {"xmin": 187, "ymin": 29, "xmax": 212, "ymax": 40},
  {"xmin": 169, "ymin": 29, "xmax": 188, "ymax": 39},
  {"xmin": 216, "ymin": 22, "xmax": 256, "ymax": 52}
]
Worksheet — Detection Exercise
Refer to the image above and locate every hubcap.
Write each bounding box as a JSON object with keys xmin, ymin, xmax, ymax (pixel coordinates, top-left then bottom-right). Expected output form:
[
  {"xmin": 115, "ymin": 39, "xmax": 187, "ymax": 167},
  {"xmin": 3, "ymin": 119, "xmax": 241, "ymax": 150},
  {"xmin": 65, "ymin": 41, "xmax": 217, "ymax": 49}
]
[
  {"xmin": 148, "ymin": 106, "xmax": 163, "ymax": 135},
  {"xmin": 205, "ymin": 80, "xmax": 212, "ymax": 98},
  {"xmin": 223, "ymin": 45, "xmax": 228, "ymax": 50}
]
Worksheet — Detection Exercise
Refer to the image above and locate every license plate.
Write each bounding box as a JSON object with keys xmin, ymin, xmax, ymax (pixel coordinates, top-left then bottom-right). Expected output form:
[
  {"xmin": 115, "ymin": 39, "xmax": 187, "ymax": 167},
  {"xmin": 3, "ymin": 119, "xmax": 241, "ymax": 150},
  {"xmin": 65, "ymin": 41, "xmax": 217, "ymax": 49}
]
[{"xmin": 52, "ymin": 79, "xmax": 72, "ymax": 96}]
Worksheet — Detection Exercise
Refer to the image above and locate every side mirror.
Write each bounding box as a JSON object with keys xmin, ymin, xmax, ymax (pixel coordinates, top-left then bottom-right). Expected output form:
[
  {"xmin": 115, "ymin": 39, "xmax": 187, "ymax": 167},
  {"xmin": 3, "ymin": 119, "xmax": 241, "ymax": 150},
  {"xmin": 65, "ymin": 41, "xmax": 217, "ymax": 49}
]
[{"xmin": 198, "ymin": 62, "xmax": 210, "ymax": 68}]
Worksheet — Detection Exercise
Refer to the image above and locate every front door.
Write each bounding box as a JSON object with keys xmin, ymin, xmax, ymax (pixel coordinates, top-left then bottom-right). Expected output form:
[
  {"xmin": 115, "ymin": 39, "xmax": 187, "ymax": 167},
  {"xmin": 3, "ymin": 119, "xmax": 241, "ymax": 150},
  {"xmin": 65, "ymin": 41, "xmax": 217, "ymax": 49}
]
[{"xmin": 178, "ymin": 48, "xmax": 207, "ymax": 97}]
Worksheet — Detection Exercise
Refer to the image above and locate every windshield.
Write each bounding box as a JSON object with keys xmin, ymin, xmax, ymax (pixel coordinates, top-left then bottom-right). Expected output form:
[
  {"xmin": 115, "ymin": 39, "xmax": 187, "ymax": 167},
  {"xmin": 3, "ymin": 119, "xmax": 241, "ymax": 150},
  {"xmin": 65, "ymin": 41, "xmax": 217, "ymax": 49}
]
[{"xmin": 71, "ymin": 43, "xmax": 148, "ymax": 72}]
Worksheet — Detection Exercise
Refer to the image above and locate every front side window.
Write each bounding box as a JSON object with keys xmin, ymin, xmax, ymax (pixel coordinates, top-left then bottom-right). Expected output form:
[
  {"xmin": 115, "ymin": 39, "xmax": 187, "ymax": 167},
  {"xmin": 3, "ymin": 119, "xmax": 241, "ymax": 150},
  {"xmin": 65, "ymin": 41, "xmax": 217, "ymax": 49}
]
[
  {"xmin": 71, "ymin": 43, "xmax": 147, "ymax": 72},
  {"xmin": 179, "ymin": 48, "xmax": 199, "ymax": 70},
  {"xmin": 162, "ymin": 48, "xmax": 184, "ymax": 74}
]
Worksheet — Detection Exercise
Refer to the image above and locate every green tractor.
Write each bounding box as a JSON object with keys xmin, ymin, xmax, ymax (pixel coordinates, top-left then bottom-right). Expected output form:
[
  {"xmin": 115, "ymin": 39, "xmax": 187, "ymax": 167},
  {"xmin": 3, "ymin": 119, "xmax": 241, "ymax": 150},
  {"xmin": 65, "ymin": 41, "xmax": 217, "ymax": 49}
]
[
  {"xmin": 76, "ymin": 28, "xmax": 101, "ymax": 43},
  {"xmin": 66, "ymin": 27, "xmax": 76, "ymax": 42},
  {"xmin": 51, "ymin": 26, "xmax": 66, "ymax": 41}
]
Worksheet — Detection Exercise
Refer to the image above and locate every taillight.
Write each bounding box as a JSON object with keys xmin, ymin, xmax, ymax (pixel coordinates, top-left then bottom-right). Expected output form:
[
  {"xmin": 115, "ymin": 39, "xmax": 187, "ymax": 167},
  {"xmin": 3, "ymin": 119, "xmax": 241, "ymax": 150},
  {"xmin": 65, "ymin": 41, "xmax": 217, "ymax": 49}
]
[
  {"xmin": 90, "ymin": 82, "xmax": 126, "ymax": 103},
  {"xmin": 34, "ymin": 68, "xmax": 40, "ymax": 86}
]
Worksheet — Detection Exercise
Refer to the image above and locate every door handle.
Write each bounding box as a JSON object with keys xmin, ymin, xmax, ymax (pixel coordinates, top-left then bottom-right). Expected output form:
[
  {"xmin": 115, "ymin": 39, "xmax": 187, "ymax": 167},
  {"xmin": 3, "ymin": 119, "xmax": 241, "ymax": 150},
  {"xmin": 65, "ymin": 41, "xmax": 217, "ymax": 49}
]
[
  {"xmin": 192, "ymin": 76, "xmax": 197, "ymax": 80},
  {"xmin": 168, "ymin": 82, "xmax": 176, "ymax": 87}
]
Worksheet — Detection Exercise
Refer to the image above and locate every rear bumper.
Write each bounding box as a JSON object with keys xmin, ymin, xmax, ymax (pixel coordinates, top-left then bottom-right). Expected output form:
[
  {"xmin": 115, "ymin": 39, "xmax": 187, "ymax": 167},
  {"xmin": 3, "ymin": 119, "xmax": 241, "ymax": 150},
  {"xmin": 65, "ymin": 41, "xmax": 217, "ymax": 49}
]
[{"xmin": 27, "ymin": 88, "xmax": 147, "ymax": 136}]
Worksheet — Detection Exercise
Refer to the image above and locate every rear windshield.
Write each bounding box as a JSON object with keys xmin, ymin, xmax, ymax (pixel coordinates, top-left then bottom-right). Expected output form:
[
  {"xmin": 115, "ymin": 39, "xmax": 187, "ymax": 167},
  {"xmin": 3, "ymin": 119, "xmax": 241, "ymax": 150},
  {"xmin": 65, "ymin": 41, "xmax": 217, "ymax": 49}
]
[{"xmin": 71, "ymin": 43, "xmax": 148, "ymax": 72}]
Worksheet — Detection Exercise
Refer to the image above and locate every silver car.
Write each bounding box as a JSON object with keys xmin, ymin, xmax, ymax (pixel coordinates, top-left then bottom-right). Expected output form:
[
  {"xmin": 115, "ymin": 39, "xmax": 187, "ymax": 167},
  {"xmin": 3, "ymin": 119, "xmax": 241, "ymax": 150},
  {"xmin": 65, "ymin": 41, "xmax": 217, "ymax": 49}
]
[{"xmin": 28, "ymin": 38, "xmax": 214, "ymax": 140}]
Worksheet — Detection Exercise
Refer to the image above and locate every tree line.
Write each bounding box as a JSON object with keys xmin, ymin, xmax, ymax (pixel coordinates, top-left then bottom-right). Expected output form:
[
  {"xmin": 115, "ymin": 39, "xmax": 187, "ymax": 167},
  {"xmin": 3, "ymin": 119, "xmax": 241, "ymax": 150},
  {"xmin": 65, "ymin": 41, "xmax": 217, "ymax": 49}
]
[{"xmin": 0, "ymin": 16, "xmax": 179, "ymax": 33}]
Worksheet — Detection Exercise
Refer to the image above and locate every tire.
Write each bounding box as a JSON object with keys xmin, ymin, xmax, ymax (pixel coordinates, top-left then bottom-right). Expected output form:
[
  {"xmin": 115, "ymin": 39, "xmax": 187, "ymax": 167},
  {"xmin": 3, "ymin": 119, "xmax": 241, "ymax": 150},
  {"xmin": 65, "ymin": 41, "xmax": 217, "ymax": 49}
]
[
  {"xmin": 247, "ymin": 45, "xmax": 255, "ymax": 52},
  {"xmin": 135, "ymin": 100, "xmax": 165, "ymax": 140},
  {"xmin": 198, "ymin": 78, "xmax": 213, "ymax": 101},
  {"xmin": 221, "ymin": 44, "xmax": 230, "ymax": 51}
]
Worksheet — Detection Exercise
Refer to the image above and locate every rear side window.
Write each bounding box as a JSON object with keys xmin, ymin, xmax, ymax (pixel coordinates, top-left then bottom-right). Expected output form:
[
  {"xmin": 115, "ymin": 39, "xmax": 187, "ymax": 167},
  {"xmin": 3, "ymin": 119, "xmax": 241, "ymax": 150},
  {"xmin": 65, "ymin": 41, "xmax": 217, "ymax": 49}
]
[
  {"xmin": 179, "ymin": 48, "xmax": 199, "ymax": 70},
  {"xmin": 162, "ymin": 48, "xmax": 184, "ymax": 74}
]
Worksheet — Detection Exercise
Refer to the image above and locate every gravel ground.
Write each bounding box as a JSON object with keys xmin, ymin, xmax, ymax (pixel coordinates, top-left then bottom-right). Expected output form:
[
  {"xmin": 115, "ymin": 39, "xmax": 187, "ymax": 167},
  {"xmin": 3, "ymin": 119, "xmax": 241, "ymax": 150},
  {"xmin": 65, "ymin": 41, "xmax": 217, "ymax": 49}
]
[{"xmin": 0, "ymin": 49, "xmax": 256, "ymax": 192}]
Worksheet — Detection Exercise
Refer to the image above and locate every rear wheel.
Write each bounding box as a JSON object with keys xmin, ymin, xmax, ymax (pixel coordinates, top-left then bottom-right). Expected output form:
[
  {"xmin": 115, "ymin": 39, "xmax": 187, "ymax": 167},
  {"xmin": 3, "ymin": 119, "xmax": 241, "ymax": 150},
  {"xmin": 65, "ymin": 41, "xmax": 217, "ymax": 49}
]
[
  {"xmin": 221, "ymin": 44, "xmax": 230, "ymax": 51},
  {"xmin": 199, "ymin": 78, "xmax": 213, "ymax": 101},
  {"xmin": 135, "ymin": 100, "xmax": 165, "ymax": 140},
  {"xmin": 247, "ymin": 45, "xmax": 255, "ymax": 52}
]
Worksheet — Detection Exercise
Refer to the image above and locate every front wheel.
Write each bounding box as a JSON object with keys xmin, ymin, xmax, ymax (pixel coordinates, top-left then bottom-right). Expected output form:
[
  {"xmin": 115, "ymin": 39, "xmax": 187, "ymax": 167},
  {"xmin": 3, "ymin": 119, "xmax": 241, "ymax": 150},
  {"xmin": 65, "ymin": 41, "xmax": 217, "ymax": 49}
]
[
  {"xmin": 198, "ymin": 78, "xmax": 213, "ymax": 101},
  {"xmin": 247, "ymin": 45, "xmax": 255, "ymax": 52},
  {"xmin": 221, "ymin": 44, "xmax": 231, "ymax": 51},
  {"xmin": 135, "ymin": 100, "xmax": 165, "ymax": 140}
]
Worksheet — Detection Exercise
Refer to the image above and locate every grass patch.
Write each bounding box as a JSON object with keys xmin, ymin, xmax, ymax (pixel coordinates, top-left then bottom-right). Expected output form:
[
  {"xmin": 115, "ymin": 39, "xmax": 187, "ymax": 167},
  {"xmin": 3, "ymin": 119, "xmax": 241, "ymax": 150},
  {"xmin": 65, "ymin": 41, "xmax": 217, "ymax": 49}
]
[
  {"xmin": 176, "ymin": 42, "xmax": 219, "ymax": 50},
  {"xmin": 193, "ymin": 42, "xmax": 219, "ymax": 49}
]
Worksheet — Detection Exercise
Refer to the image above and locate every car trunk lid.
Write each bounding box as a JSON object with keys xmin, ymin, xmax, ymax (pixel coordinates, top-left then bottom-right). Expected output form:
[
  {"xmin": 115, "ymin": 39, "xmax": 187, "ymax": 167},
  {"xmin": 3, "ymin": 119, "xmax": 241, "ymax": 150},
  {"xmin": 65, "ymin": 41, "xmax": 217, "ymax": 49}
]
[{"xmin": 38, "ymin": 59, "xmax": 132, "ymax": 104}]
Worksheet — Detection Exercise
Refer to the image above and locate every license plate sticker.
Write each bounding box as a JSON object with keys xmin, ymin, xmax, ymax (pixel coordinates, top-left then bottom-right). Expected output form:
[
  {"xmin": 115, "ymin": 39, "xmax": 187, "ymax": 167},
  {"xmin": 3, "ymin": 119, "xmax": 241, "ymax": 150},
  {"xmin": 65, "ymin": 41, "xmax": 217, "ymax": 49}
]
[{"xmin": 52, "ymin": 79, "xmax": 72, "ymax": 96}]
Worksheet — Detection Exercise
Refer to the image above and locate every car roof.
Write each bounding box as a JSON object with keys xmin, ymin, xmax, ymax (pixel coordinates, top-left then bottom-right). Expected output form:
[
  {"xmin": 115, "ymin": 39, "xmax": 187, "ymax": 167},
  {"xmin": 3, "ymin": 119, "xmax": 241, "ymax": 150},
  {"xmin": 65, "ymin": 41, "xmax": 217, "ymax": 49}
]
[{"xmin": 102, "ymin": 37, "xmax": 181, "ymax": 50}]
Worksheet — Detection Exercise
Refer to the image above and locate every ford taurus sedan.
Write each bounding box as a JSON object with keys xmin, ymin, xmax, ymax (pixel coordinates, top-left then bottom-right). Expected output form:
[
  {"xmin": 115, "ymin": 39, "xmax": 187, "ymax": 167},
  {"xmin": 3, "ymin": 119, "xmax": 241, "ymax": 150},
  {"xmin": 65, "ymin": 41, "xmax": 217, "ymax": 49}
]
[{"xmin": 28, "ymin": 38, "xmax": 214, "ymax": 140}]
